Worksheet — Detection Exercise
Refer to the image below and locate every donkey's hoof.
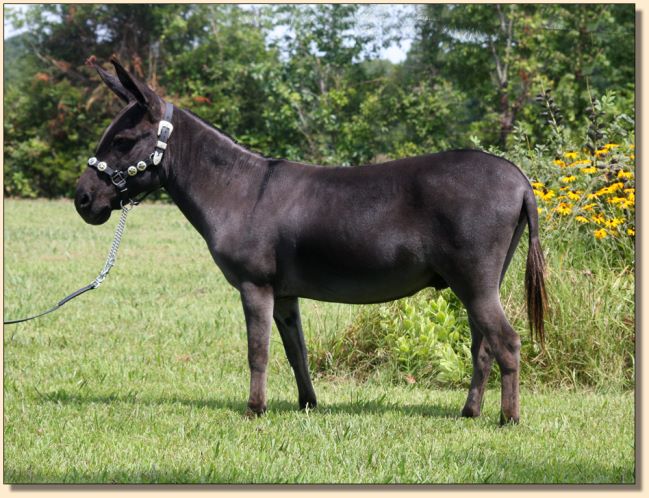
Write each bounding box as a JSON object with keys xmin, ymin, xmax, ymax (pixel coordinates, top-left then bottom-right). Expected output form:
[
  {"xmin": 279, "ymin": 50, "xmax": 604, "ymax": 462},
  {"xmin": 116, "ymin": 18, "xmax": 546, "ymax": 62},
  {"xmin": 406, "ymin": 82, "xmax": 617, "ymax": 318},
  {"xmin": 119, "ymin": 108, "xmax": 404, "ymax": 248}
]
[
  {"xmin": 461, "ymin": 405, "xmax": 480, "ymax": 418},
  {"xmin": 244, "ymin": 405, "xmax": 267, "ymax": 419},
  {"xmin": 299, "ymin": 398, "xmax": 317, "ymax": 411},
  {"xmin": 499, "ymin": 412, "xmax": 520, "ymax": 426}
]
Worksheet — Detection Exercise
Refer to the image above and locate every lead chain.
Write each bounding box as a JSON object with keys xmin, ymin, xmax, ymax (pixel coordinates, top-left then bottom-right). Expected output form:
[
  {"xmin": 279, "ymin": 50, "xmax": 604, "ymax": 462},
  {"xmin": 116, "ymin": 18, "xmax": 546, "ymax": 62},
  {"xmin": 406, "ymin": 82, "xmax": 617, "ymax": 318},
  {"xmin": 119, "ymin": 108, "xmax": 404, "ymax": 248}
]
[{"xmin": 90, "ymin": 203, "xmax": 132, "ymax": 288}]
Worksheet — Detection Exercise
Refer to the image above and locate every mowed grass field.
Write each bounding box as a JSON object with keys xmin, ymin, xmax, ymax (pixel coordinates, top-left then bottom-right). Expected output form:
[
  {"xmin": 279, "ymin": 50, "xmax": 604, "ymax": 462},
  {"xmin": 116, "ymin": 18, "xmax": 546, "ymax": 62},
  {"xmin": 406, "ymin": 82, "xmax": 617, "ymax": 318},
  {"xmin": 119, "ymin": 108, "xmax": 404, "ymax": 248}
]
[{"xmin": 3, "ymin": 199, "xmax": 635, "ymax": 484}]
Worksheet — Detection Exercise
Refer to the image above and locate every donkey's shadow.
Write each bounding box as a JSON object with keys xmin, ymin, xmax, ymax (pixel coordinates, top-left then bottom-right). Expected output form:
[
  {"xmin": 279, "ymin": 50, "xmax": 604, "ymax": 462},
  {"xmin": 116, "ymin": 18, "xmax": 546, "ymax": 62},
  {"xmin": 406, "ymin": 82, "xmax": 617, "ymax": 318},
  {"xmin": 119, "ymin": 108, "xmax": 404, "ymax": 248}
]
[{"xmin": 37, "ymin": 389, "xmax": 460, "ymax": 419}]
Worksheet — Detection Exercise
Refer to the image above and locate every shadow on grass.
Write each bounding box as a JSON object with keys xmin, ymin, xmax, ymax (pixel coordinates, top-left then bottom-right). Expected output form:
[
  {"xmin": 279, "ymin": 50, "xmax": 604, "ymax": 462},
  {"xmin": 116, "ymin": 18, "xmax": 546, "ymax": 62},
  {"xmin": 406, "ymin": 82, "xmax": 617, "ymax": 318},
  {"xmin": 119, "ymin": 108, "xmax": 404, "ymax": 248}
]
[{"xmin": 34, "ymin": 388, "xmax": 461, "ymax": 419}]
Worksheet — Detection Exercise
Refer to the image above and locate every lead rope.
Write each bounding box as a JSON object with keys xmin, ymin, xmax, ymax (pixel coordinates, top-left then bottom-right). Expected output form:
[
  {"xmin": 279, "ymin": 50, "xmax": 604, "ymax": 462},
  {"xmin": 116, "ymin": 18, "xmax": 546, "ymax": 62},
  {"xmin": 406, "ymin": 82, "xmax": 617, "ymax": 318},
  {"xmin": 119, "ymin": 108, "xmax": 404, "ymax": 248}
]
[{"xmin": 4, "ymin": 202, "xmax": 135, "ymax": 325}]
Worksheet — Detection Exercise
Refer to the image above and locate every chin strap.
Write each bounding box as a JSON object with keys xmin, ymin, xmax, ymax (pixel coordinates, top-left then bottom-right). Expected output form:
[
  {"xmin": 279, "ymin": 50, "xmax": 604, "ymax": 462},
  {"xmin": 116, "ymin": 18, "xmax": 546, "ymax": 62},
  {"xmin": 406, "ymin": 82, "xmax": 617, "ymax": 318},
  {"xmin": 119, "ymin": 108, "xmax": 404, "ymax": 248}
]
[{"xmin": 87, "ymin": 101, "xmax": 174, "ymax": 204}]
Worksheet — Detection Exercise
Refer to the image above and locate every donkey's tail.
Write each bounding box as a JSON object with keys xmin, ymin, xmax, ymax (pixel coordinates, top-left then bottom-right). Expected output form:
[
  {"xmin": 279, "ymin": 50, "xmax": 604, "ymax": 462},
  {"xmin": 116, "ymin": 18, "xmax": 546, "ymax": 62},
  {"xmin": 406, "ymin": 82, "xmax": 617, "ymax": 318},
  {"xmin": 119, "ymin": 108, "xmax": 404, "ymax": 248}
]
[{"xmin": 523, "ymin": 189, "xmax": 548, "ymax": 349}]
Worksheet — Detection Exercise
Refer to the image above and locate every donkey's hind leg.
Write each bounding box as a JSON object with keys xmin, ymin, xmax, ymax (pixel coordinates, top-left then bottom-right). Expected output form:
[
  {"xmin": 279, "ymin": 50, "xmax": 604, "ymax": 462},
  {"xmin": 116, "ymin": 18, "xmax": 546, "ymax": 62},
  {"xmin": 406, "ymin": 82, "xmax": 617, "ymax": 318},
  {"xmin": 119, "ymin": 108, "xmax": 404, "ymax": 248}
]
[
  {"xmin": 465, "ymin": 295, "xmax": 521, "ymax": 424},
  {"xmin": 461, "ymin": 316, "xmax": 494, "ymax": 418},
  {"xmin": 273, "ymin": 297, "xmax": 317, "ymax": 410},
  {"xmin": 462, "ymin": 214, "xmax": 526, "ymax": 419}
]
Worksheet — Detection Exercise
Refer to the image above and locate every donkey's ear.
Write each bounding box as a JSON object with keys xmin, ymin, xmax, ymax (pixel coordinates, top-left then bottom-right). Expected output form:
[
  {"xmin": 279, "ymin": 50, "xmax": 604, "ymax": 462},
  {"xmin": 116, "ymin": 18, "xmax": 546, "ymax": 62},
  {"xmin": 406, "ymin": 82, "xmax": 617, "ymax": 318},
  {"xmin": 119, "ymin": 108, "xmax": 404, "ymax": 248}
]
[
  {"xmin": 110, "ymin": 58, "xmax": 161, "ymax": 118},
  {"xmin": 85, "ymin": 55, "xmax": 132, "ymax": 104}
]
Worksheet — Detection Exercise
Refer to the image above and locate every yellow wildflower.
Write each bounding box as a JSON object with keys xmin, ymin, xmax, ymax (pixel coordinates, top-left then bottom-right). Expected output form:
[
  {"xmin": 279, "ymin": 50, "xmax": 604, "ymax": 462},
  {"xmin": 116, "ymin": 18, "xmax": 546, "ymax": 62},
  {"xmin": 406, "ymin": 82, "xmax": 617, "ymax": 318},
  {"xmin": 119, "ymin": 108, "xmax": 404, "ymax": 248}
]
[
  {"xmin": 580, "ymin": 166, "xmax": 597, "ymax": 174},
  {"xmin": 617, "ymin": 170, "xmax": 634, "ymax": 180},
  {"xmin": 553, "ymin": 159, "xmax": 567, "ymax": 168},
  {"xmin": 627, "ymin": 228, "xmax": 635, "ymax": 236},
  {"xmin": 582, "ymin": 203, "xmax": 596, "ymax": 211},
  {"xmin": 630, "ymin": 144, "xmax": 635, "ymax": 149},
  {"xmin": 610, "ymin": 182, "xmax": 624, "ymax": 192},
  {"xmin": 560, "ymin": 175, "xmax": 577, "ymax": 183},
  {"xmin": 571, "ymin": 159, "xmax": 591, "ymax": 166},
  {"xmin": 604, "ymin": 143, "xmax": 620, "ymax": 149},
  {"xmin": 604, "ymin": 217, "xmax": 625, "ymax": 229},
  {"xmin": 576, "ymin": 216, "xmax": 589, "ymax": 224},
  {"xmin": 607, "ymin": 196, "xmax": 626, "ymax": 205},
  {"xmin": 629, "ymin": 154, "xmax": 635, "ymax": 160},
  {"xmin": 595, "ymin": 148, "xmax": 608, "ymax": 157},
  {"xmin": 531, "ymin": 181, "xmax": 544, "ymax": 189},
  {"xmin": 563, "ymin": 151, "xmax": 578, "ymax": 160},
  {"xmin": 591, "ymin": 214, "xmax": 606, "ymax": 225},
  {"xmin": 535, "ymin": 189, "xmax": 556, "ymax": 202},
  {"xmin": 567, "ymin": 190, "xmax": 581, "ymax": 201},
  {"xmin": 594, "ymin": 228, "xmax": 607, "ymax": 239},
  {"xmin": 555, "ymin": 202, "xmax": 573, "ymax": 215}
]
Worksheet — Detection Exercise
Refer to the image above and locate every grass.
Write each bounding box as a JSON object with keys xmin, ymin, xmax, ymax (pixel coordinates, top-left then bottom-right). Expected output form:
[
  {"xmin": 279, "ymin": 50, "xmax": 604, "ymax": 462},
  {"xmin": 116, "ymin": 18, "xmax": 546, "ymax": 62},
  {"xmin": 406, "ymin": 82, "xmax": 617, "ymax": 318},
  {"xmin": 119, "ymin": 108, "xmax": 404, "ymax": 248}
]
[{"xmin": 3, "ymin": 199, "xmax": 635, "ymax": 484}]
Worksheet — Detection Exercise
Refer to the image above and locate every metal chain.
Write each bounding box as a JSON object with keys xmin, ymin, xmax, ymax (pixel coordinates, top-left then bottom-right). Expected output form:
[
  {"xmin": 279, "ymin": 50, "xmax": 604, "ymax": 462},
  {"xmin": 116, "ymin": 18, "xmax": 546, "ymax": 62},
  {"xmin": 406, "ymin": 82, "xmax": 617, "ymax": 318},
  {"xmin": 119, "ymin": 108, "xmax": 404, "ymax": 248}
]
[
  {"xmin": 4, "ymin": 202, "xmax": 136, "ymax": 325},
  {"xmin": 91, "ymin": 202, "xmax": 133, "ymax": 288}
]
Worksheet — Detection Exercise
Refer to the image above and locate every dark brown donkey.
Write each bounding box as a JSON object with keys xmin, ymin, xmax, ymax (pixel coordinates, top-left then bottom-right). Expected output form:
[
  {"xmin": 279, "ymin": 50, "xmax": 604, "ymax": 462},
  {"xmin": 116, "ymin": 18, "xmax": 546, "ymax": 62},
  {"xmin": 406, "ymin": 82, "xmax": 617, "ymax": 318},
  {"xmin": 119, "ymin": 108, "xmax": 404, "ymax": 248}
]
[{"xmin": 75, "ymin": 59, "xmax": 547, "ymax": 424}]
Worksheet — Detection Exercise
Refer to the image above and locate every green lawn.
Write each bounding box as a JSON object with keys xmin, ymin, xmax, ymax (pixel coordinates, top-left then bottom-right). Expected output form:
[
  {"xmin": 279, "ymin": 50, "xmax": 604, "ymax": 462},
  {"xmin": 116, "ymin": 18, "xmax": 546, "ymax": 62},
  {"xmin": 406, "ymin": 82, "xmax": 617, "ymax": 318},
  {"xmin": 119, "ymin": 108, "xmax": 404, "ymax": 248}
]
[{"xmin": 3, "ymin": 199, "xmax": 635, "ymax": 484}]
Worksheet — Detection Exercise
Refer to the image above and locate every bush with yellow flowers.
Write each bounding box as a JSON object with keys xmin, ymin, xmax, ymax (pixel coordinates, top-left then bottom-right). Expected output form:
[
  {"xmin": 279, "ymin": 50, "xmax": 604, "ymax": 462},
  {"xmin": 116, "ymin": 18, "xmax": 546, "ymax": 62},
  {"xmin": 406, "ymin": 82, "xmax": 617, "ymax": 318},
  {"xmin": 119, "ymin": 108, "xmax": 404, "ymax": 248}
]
[
  {"xmin": 507, "ymin": 89, "xmax": 635, "ymax": 265},
  {"xmin": 532, "ymin": 142, "xmax": 635, "ymax": 249}
]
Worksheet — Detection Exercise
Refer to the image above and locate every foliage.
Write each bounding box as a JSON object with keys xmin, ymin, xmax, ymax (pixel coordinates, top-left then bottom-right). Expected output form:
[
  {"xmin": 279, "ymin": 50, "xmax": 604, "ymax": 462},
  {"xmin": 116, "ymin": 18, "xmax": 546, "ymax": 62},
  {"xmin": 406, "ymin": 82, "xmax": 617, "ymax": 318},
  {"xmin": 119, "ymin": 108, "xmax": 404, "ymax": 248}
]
[
  {"xmin": 312, "ymin": 290, "xmax": 472, "ymax": 387},
  {"xmin": 505, "ymin": 91, "xmax": 635, "ymax": 263},
  {"xmin": 3, "ymin": 3, "xmax": 634, "ymax": 196}
]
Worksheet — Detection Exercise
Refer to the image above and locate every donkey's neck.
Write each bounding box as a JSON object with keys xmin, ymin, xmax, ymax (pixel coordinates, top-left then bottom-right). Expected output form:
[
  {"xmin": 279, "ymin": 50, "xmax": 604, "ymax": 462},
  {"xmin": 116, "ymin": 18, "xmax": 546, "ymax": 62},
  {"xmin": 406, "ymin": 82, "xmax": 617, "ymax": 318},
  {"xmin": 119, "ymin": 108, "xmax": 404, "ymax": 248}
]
[{"xmin": 162, "ymin": 107, "xmax": 269, "ymax": 237}]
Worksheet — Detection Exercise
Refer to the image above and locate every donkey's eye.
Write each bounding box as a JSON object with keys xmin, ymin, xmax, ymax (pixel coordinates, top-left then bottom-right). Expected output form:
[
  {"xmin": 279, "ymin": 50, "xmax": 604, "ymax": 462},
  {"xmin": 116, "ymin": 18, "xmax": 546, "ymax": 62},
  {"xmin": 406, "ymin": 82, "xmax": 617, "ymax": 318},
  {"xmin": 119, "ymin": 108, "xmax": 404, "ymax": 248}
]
[{"xmin": 113, "ymin": 136, "xmax": 135, "ymax": 150}]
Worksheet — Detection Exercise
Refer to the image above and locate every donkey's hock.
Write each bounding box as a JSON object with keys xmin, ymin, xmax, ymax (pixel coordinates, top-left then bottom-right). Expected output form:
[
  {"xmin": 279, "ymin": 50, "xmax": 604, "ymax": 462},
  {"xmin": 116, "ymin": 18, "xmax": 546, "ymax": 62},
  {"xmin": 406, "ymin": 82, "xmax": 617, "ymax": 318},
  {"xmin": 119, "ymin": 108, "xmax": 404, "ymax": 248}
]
[{"xmin": 77, "ymin": 57, "xmax": 548, "ymax": 425}]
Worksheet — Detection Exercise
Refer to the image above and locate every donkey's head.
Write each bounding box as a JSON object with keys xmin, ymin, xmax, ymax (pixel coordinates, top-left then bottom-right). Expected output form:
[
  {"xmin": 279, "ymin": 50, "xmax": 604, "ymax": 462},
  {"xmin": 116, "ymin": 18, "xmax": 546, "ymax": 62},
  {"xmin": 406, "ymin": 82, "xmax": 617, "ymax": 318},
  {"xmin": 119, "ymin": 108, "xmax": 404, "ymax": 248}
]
[{"xmin": 75, "ymin": 58, "xmax": 172, "ymax": 224}]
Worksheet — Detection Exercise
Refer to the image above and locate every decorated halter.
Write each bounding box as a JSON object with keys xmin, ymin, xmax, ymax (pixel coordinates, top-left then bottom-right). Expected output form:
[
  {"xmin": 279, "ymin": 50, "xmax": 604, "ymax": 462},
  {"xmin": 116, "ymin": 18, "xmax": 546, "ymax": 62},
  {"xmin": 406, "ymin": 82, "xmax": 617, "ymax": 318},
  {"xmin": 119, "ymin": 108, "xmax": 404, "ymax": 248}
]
[{"xmin": 87, "ymin": 101, "xmax": 174, "ymax": 203}]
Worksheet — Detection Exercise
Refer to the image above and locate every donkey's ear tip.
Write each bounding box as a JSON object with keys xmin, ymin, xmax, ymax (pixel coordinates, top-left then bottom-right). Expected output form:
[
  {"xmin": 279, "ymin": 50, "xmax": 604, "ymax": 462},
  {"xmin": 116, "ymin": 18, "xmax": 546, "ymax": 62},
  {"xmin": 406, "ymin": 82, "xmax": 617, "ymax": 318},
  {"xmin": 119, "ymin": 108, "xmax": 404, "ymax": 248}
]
[{"xmin": 84, "ymin": 55, "xmax": 97, "ymax": 67}]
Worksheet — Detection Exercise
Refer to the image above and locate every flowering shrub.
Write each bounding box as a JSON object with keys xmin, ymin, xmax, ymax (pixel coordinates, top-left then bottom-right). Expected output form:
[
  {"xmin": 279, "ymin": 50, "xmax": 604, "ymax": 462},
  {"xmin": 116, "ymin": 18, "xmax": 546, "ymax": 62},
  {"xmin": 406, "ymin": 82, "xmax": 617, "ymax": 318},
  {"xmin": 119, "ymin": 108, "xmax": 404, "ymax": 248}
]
[{"xmin": 532, "ymin": 142, "xmax": 635, "ymax": 246}]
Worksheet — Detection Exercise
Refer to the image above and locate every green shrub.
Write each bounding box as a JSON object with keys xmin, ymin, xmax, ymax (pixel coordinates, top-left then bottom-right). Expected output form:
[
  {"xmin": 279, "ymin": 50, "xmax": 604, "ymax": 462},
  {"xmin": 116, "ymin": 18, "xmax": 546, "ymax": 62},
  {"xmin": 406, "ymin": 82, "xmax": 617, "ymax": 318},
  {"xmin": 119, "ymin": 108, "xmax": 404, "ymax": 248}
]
[{"xmin": 311, "ymin": 289, "xmax": 473, "ymax": 387}]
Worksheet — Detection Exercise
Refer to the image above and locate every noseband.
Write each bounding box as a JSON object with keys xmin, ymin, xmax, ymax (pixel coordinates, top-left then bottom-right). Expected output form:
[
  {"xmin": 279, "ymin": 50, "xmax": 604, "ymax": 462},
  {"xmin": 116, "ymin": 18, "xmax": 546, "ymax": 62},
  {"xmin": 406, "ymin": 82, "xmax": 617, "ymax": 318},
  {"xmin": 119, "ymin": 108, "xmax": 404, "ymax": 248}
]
[{"xmin": 87, "ymin": 101, "xmax": 174, "ymax": 204}]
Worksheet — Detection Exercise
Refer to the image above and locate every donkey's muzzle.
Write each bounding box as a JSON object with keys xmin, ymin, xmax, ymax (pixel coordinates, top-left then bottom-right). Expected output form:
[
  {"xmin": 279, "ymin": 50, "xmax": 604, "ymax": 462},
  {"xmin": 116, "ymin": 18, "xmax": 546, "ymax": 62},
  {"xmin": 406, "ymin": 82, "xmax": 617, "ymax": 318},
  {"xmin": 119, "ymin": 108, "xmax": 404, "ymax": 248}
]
[{"xmin": 75, "ymin": 187, "xmax": 111, "ymax": 225}]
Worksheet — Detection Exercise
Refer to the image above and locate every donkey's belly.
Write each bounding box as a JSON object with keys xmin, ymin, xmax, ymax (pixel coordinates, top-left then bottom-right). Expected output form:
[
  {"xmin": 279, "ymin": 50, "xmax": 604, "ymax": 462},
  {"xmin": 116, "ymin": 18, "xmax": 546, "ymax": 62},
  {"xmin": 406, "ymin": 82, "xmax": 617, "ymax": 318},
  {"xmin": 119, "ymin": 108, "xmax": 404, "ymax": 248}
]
[
  {"xmin": 278, "ymin": 259, "xmax": 446, "ymax": 304},
  {"xmin": 274, "ymin": 220, "xmax": 448, "ymax": 303}
]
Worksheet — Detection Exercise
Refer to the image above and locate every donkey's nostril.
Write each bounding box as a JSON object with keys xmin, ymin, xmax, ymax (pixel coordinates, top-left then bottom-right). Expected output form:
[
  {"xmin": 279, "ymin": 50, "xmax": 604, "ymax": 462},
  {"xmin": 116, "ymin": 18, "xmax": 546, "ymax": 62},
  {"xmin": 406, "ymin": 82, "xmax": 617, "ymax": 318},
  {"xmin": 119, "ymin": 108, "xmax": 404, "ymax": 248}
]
[{"xmin": 78, "ymin": 192, "xmax": 92, "ymax": 209}]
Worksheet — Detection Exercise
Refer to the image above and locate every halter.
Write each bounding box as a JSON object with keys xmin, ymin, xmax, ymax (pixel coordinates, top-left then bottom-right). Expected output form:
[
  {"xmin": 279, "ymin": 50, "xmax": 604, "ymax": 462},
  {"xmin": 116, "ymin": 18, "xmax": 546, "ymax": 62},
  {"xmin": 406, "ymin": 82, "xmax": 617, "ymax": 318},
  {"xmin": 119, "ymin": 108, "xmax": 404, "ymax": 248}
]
[{"xmin": 87, "ymin": 101, "xmax": 174, "ymax": 204}]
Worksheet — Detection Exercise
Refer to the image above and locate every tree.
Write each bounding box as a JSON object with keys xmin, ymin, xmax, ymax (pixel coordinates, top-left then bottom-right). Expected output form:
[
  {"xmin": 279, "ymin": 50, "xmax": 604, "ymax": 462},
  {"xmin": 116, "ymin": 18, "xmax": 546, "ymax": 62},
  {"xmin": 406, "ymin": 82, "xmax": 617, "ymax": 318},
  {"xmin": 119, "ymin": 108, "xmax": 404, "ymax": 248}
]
[{"xmin": 408, "ymin": 3, "xmax": 635, "ymax": 148}]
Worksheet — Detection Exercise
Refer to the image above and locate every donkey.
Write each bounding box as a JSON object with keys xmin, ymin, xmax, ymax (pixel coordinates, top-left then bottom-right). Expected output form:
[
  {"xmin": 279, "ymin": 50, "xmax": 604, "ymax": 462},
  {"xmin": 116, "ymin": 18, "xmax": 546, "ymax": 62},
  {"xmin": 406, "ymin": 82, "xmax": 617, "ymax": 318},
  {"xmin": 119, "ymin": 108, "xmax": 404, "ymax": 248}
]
[{"xmin": 75, "ymin": 58, "xmax": 547, "ymax": 424}]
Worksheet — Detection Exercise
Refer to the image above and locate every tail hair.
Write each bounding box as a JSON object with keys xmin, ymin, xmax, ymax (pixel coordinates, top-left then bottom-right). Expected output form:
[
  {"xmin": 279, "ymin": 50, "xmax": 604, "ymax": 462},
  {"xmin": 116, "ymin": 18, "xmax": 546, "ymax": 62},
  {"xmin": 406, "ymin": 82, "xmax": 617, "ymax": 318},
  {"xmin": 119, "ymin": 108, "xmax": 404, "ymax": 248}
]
[{"xmin": 525, "ymin": 235, "xmax": 548, "ymax": 348}]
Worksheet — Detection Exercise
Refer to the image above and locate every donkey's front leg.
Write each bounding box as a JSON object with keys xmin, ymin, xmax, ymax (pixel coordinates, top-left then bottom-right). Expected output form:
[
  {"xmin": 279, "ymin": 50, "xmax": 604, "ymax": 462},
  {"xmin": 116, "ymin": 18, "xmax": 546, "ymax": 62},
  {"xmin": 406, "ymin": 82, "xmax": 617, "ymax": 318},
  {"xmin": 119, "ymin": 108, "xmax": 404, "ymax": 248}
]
[
  {"xmin": 240, "ymin": 282, "xmax": 274, "ymax": 416},
  {"xmin": 274, "ymin": 297, "xmax": 317, "ymax": 410}
]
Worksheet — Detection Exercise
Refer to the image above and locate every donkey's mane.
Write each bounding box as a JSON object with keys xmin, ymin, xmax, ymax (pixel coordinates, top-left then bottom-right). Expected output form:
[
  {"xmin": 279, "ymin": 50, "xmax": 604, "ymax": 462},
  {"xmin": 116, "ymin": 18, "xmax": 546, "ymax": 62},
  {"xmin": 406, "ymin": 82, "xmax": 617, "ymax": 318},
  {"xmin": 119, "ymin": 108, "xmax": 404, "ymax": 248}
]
[{"xmin": 182, "ymin": 108, "xmax": 269, "ymax": 160}]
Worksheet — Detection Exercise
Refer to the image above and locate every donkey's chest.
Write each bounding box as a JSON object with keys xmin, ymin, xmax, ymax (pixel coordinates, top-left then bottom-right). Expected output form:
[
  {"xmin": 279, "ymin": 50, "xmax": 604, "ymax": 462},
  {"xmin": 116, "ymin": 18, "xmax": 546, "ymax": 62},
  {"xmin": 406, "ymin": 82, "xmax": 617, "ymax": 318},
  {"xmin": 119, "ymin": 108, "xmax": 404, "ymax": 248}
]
[{"xmin": 205, "ymin": 226, "xmax": 278, "ymax": 288}]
